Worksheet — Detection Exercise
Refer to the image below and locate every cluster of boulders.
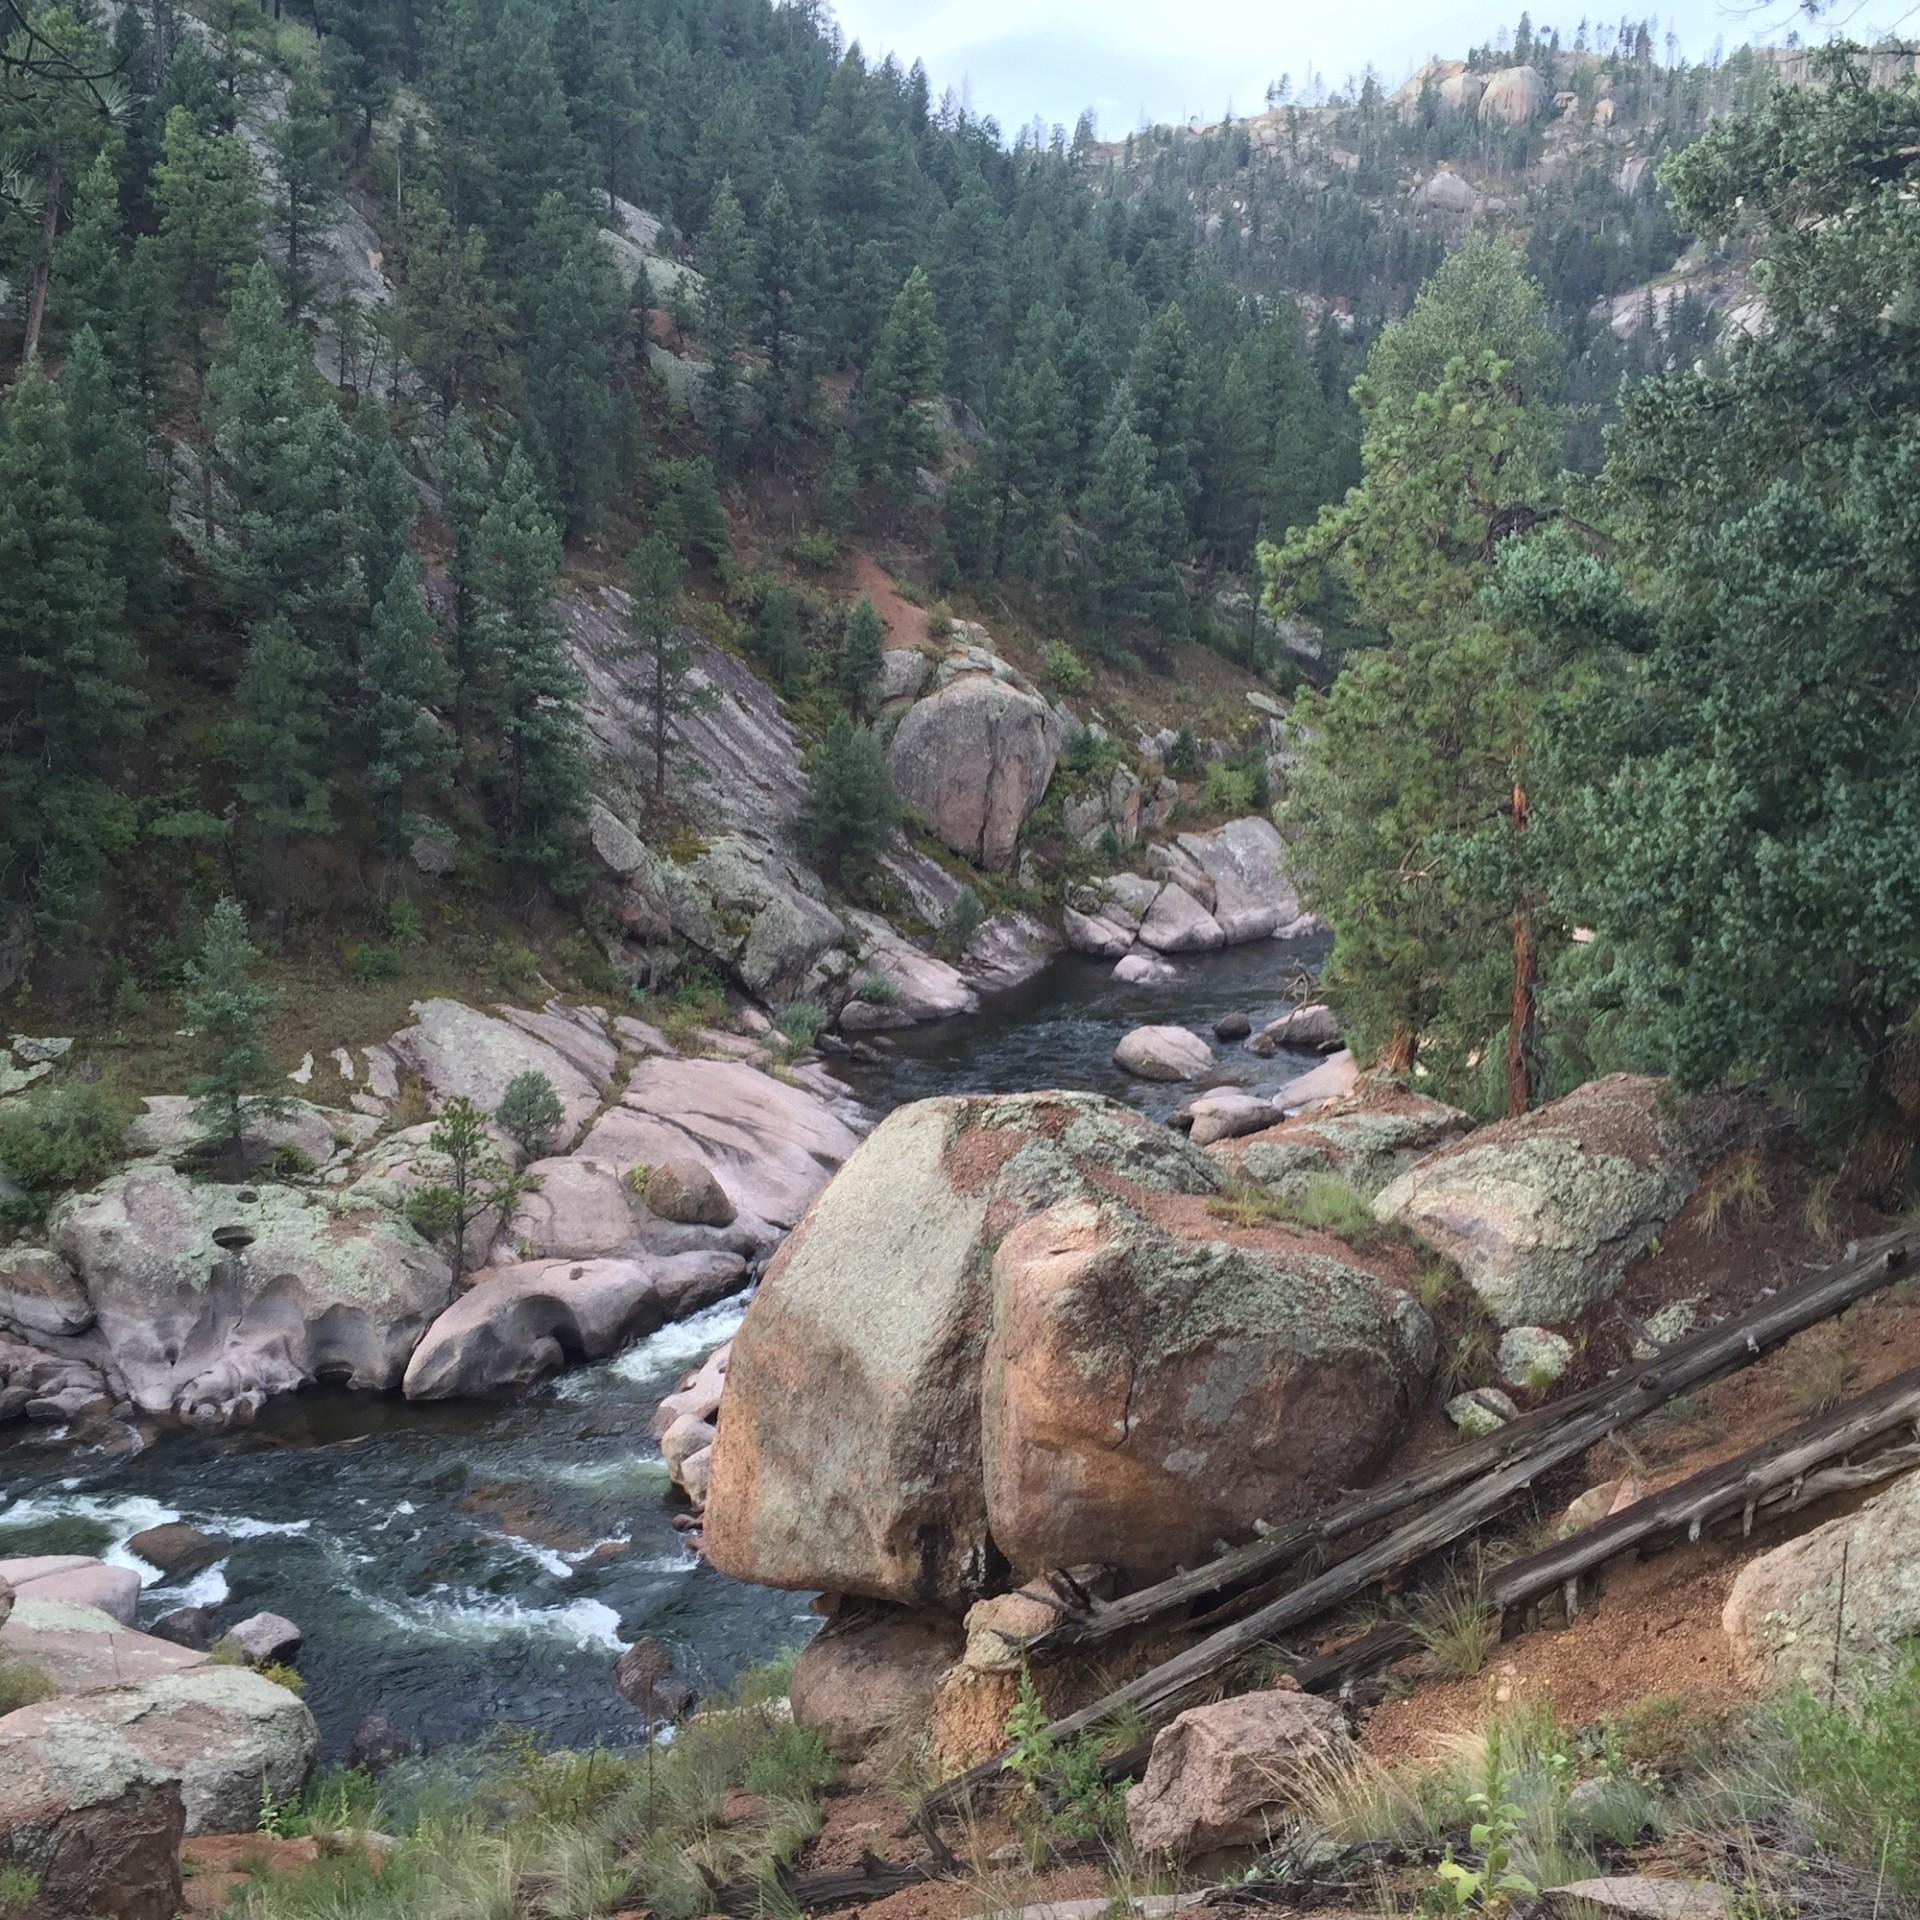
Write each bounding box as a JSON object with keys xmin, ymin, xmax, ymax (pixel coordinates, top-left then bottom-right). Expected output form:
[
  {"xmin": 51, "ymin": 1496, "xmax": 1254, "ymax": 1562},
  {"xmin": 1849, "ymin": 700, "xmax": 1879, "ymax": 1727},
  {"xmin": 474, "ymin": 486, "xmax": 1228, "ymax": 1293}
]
[
  {"xmin": 0, "ymin": 995, "xmax": 869, "ymax": 1434},
  {"xmin": 0, "ymin": 1558, "xmax": 317, "ymax": 1919},
  {"xmin": 675, "ymin": 1067, "xmax": 1788, "ymax": 1831}
]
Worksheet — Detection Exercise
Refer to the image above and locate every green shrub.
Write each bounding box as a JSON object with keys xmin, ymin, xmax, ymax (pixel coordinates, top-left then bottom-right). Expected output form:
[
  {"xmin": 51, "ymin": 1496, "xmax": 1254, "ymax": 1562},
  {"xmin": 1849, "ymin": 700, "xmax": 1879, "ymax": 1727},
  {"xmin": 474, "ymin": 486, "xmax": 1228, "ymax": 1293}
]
[
  {"xmin": 774, "ymin": 1003, "xmax": 825, "ymax": 1051},
  {"xmin": 0, "ymin": 1654, "xmax": 55, "ymax": 1715},
  {"xmin": 936, "ymin": 885, "xmax": 985, "ymax": 959},
  {"xmin": 927, "ymin": 600, "xmax": 956, "ymax": 638},
  {"xmin": 787, "ymin": 529, "xmax": 839, "ymax": 573},
  {"xmin": 269, "ymin": 1143, "xmax": 317, "ymax": 1181},
  {"xmin": 851, "ymin": 971, "xmax": 897, "ymax": 1005},
  {"xmin": 0, "ymin": 1082, "xmax": 137, "ymax": 1212},
  {"xmin": 495, "ymin": 1070, "xmax": 564, "ymax": 1156},
  {"xmin": 344, "ymin": 942, "xmax": 400, "ymax": 983},
  {"xmin": 0, "ymin": 1868, "xmax": 39, "ymax": 1918},
  {"xmin": 1201, "ymin": 761, "xmax": 1256, "ymax": 816},
  {"xmin": 1775, "ymin": 1643, "xmax": 1920, "ymax": 1890},
  {"xmin": 1167, "ymin": 724, "xmax": 1201, "ymax": 776},
  {"xmin": 386, "ymin": 896, "xmax": 427, "ymax": 947},
  {"xmin": 1043, "ymin": 640, "xmax": 1091, "ymax": 695}
]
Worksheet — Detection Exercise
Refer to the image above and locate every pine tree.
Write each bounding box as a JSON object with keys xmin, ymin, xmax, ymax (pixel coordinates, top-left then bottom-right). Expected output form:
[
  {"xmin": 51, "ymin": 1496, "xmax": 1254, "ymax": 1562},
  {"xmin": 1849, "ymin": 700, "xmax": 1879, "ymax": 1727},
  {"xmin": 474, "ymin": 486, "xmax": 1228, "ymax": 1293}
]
[
  {"xmin": 0, "ymin": 361, "xmax": 139, "ymax": 934},
  {"xmin": 1126, "ymin": 302, "xmax": 1202, "ymax": 524},
  {"xmin": 405, "ymin": 1095, "xmax": 525, "ymax": 1296},
  {"xmin": 352, "ymin": 405, "xmax": 417, "ymax": 641},
  {"xmin": 225, "ymin": 615, "xmax": 337, "ymax": 853},
  {"xmin": 62, "ymin": 327, "xmax": 168, "ymax": 626},
  {"xmin": 153, "ymin": 107, "xmax": 260, "ymax": 429},
  {"xmin": 754, "ymin": 178, "xmax": 807, "ymax": 446},
  {"xmin": 801, "ymin": 711, "xmax": 899, "ymax": 893},
  {"xmin": 700, "ymin": 175, "xmax": 757, "ymax": 465},
  {"xmin": 836, "ymin": 598, "xmax": 885, "ymax": 721},
  {"xmin": 859, "ymin": 266, "xmax": 945, "ymax": 505},
  {"xmin": 183, "ymin": 896, "xmax": 290, "ymax": 1163},
  {"xmin": 270, "ymin": 68, "xmax": 343, "ymax": 326},
  {"xmin": 930, "ymin": 179, "xmax": 1005, "ymax": 413},
  {"xmin": 48, "ymin": 150, "xmax": 123, "ymax": 356},
  {"xmin": 440, "ymin": 410, "xmax": 492, "ymax": 748},
  {"xmin": 521, "ymin": 195, "xmax": 624, "ymax": 538},
  {"xmin": 208, "ymin": 263, "xmax": 359, "ymax": 660},
  {"xmin": 322, "ymin": 0, "xmax": 399, "ymax": 151},
  {"xmin": 364, "ymin": 555, "xmax": 452, "ymax": 856},
  {"xmin": 395, "ymin": 192, "xmax": 510, "ymax": 421},
  {"xmin": 624, "ymin": 532, "xmax": 714, "ymax": 800},
  {"xmin": 1081, "ymin": 414, "xmax": 1188, "ymax": 655},
  {"xmin": 475, "ymin": 445, "xmax": 586, "ymax": 880}
]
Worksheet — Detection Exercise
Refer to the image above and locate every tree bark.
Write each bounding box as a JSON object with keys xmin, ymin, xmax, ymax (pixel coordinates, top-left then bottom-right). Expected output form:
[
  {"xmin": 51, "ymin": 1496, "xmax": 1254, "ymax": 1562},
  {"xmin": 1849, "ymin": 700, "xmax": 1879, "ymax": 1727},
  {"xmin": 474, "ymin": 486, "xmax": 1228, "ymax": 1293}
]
[
  {"xmin": 20, "ymin": 160, "xmax": 62, "ymax": 366},
  {"xmin": 1382, "ymin": 1022, "xmax": 1417, "ymax": 1075},
  {"xmin": 1506, "ymin": 781, "xmax": 1539, "ymax": 1118}
]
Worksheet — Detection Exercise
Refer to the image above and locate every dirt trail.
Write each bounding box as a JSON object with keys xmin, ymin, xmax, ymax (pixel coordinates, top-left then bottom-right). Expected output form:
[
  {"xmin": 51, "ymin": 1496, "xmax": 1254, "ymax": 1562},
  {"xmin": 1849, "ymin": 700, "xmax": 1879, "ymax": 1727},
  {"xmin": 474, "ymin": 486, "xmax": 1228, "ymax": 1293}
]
[{"xmin": 850, "ymin": 549, "xmax": 932, "ymax": 650}]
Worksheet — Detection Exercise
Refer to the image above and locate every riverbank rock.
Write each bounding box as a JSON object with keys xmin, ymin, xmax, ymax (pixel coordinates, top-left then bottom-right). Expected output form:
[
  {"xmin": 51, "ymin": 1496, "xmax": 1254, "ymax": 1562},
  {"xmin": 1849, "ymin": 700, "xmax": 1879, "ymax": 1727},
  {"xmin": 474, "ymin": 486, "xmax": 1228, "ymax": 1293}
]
[
  {"xmin": 1373, "ymin": 1075, "xmax": 1751, "ymax": 1325},
  {"xmin": 645, "ymin": 1155, "xmax": 737, "ymax": 1228},
  {"xmin": 0, "ymin": 1558, "xmax": 138, "ymax": 1627},
  {"xmin": 1113, "ymin": 953, "xmax": 1177, "ymax": 986},
  {"xmin": 1127, "ymin": 1689, "xmax": 1352, "ymax": 1858},
  {"xmin": 1251, "ymin": 1004, "xmax": 1341, "ymax": 1054},
  {"xmin": 1136, "ymin": 884, "xmax": 1226, "ymax": 954},
  {"xmin": 0, "ymin": 1666, "xmax": 316, "ymax": 1836},
  {"xmin": 0, "ymin": 1247, "xmax": 94, "ymax": 1339},
  {"xmin": 223, "ymin": 1614, "xmax": 302, "ymax": 1667},
  {"xmin": 704, "ymin": 1092, "xmax": 1434, "ymax": 1605},
  {"xmin": 787, "ymin": 1610, "xmax": 962, "ymax": 1760},
  {"xmin": 49, "ymin": 1169, "xmax": 450, "ymax": 1425},
  {"xmin": 1722, "ymin": 1467, "xmax": 1920, "ymax": 1690},
  {"xmin": 1114, "ymin": 1026, "xmax": 1214, "ymax": 1082},
  {"xmin": 1225, "ymin": 1082, "xmax": 1475, "ymax": 1201},
  {"xmin": 1179, "ymin": 818, "xmax": 1302, "ymax": 943},
  {"xmin": 403, "ymin": 1252, "xmax": 746, "ymax": 1399},
  {"xmin": 841, "ymin": 912, "xmax": 979, "ymax": 1029},
  {"xmin": 1185, "ymin": 1092, "xmax": 1278, "ymax": 1148},
  {"xmin": 1273, "ymin": 1051, "xmax": 1359, "ymax": 1114},
  {"xmin": 885, "ymin": 662, "xmax": 1068, "ymax": 871},
  {"xmin": 1063, "ymin": 906, "xmax": 1134, "ymax": 960},
  {"xmin": 1, "ymin": 1598, "xmax": 208, "ymax": 1694},
  {"xmin": 0, "ymin": 1751, "xmax": 183, "ymax": 1920}
]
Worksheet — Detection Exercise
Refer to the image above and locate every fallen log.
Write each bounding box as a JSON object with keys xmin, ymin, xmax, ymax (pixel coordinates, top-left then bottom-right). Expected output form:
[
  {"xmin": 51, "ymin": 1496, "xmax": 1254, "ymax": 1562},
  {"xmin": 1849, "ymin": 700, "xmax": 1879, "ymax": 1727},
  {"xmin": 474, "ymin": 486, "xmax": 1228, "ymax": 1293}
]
[
  {"xmin": 923, "ymin": 1231, "xmax": 1916, "ymax": 1817},
  {"xmin": 1021, "ymin": 1231, "xmax": 1916, "ymax": 1664},
  {"xmin": 712, "ymin": 1851, "xmax": 936, "ymax": 1915}
]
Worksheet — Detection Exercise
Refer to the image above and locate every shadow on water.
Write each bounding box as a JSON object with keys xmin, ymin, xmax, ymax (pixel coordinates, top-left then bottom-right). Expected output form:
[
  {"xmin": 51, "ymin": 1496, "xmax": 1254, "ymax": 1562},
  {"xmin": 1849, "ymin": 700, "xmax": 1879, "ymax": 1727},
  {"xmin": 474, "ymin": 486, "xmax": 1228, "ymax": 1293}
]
[{"xmin": 0, "ymin": 939, "xmax": 1326, "ymax": 1757}]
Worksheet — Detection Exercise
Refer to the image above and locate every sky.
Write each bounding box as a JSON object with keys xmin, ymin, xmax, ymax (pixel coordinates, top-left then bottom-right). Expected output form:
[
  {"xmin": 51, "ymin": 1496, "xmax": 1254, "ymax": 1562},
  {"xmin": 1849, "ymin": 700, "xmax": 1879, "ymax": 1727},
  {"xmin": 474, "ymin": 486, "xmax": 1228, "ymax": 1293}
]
[{"xmin": 825, "ymin": 0, "xmax": 1898, "ymax": 139}]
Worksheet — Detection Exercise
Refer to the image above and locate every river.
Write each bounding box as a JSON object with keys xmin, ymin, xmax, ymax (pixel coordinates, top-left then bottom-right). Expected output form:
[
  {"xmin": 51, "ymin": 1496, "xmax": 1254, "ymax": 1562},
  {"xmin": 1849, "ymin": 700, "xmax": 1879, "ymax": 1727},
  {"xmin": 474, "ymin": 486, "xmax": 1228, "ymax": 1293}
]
[{"xmin": 0, "ymin": 936, "xmax": 1327, "ymax": 1761}]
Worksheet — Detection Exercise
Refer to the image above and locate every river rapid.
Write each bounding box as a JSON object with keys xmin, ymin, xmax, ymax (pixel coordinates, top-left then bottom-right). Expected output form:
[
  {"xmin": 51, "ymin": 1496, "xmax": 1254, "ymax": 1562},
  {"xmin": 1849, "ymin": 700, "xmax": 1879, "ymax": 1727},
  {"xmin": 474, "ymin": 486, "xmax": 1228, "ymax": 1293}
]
[{"xmin": 0, "ymin": 937, "xmax": 1327, "ymax": 1760}]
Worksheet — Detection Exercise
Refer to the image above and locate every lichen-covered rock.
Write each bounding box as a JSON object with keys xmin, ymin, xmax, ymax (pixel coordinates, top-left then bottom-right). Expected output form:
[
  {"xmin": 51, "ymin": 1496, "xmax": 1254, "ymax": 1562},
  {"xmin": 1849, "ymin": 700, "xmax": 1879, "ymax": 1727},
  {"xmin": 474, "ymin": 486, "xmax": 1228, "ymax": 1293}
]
[
  {"xmin": 1499, "ymin": 1325, "xmax": 1573, "ymax": 1389},
  {"xmin": 1373, "ymin": 1075, "xmax": 1745, "ymax": 1326},
  {"xmin": 705, "ymin": 1092, "xmax": 1432, "ymax": 1605},
  {"xmin": 49, "ymin": 1169, "xmax": 450, "ymax": 1425},
  {"xmin": 0, "ymin": 1740, "xmax": 184, "ymax": 1920},
  {"xmin": 1448, "ymin": 1387, "xmax": 1520, "ymax": 1436},
  {"xmin": 403, "ymin": 1252, "xmax": 746, "ymax": 1399},
  {"xmin": 788, "ymin": 1610, "xmax": 962, "ymax": 1759},
  {"xmin": 123, "ymin": 1096, "xmax": 350, "ymax": 1174},
  {"xmin": 0, "ymin": 1559, "xmax": 138, "ymax": 1627},
  {"xmin": 1127, "ymin": 1690, "xmax": 1352, "ymax": 1858},
  {"xmin": 886, "ymin": 672, "xmax": 1068, "ymax": 871},
  {"xmin": 1113, "ymin": 1026, "xmax": 1213, "ymax": 1082},
  {"xmin": 1723, "ymin": 1468, "xmax": 1920, "ymax": 1691},
  {"xmin": 1, "ymin": 1598, "xmax": 208, "ymax": 1695},
  {"xmin": 0, "ymin": 1665, "xmax": 316, "ymax": 1837},
  {"xmin": 1227, "ymin": 1082, "xmax": 1474, "ymax": 1200}
]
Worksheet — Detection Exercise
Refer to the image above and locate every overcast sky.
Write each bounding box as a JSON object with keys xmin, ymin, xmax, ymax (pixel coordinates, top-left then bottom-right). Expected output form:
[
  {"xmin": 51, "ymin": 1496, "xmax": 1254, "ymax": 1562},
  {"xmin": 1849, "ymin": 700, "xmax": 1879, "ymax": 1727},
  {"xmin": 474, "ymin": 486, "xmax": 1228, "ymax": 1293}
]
[{"xmin": 826, "ymin": 0, "xmax": 1886, "ymax": 138}]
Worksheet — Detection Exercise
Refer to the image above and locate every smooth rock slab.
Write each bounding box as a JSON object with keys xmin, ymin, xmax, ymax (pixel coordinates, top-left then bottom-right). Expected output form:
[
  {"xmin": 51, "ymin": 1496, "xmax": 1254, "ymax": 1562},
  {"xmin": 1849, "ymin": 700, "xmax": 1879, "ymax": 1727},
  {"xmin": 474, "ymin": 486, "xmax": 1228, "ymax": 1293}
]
[
  {"xmin": 403, "ymin": 1252, "xmax": 747, "ymax": 1399},
  {"xmin": 0, "ymin": 1557, "xmax": 139, "ymax": 1627},
  {"xmin": 1136, "ymin": 884, "xmax": 1226, "ymax": 955},
  {"xmin": 1, "ymin": 1598, "xmax": 209, "ymax": 1695},
  {"xmin": 384, "ymin": 998, "xmax": 609, "ymax": 1141}
]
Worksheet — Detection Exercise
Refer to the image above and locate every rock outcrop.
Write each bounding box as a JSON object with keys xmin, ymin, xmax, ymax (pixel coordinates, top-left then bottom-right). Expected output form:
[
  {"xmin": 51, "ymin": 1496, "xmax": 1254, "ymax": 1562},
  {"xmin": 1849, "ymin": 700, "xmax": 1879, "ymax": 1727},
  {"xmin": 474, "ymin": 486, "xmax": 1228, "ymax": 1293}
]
[
  {"xmin": 1227, "ymin": 1082, "xmax": 1475, "ymax": 1201},
  {"xmin": 1722, "ymin": 1467, "xmax": 1920, "ymax": 1690},
  {"xmin": 1373, "ymin": 1075, "xmax": 1746, "ymax": 1325},
  {"xmin": 49, "ymin": 1168, "xmax": 450, "ymax": 1425},
  {"xmin": 0, "ymin": 1749, "xmax": 184, "ymax": 1920},
  {"xmin": 886, "ymin": 664, "xmax": 1068, "ymax": 871},
  {"xmin": 384, "ymin": 998, "xmax": 612, "ymax": 1141},
  {"xmin": 704, "ymin": 1093, "xmax": 1434, "ymax": 1606},
  {"xmin": 1480, "ymin": 64, "xmax": 1550, "ymax": 124},
  {"xmin": 403, "ymin": 1252, "xmax": 746, "ymax": 1399},
  {"xmin": 0, "ymin": 1666, "xmax": 316, "ymax": 1837}
]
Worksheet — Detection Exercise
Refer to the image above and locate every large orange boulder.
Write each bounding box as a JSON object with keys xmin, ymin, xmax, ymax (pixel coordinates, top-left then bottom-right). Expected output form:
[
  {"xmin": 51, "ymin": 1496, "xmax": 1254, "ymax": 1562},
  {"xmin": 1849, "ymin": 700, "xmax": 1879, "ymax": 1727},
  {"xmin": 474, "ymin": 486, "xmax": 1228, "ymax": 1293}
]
[{"xmin": 703, "ymin": 1093, "xmax": 1434, "ymax": 1607}]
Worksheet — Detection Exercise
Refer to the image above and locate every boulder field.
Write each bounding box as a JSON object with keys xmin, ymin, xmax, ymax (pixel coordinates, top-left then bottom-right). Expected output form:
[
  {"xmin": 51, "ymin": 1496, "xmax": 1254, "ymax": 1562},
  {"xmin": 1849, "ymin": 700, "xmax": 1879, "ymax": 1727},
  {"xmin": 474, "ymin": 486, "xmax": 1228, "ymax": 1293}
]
[{"xmin": 0, "ymin": 997, "xmax": 868, "ymax": 1433}]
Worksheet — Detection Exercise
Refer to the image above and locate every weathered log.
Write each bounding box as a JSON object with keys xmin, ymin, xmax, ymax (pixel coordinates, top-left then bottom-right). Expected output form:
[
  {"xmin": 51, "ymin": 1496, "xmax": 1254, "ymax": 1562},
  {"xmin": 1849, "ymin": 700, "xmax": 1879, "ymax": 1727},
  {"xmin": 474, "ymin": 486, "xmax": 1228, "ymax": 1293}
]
[
  {"xmin": 923, "ymin": 1232, "xmax": 1916, "ymax": 1818},
  {"xmin": 712, "ymin": 1851, "xmax": 935, "ymax": 1915},
  {"xmin": 1022, "ymin": 1230, "xmax": 1917, "ymax": 1664}
]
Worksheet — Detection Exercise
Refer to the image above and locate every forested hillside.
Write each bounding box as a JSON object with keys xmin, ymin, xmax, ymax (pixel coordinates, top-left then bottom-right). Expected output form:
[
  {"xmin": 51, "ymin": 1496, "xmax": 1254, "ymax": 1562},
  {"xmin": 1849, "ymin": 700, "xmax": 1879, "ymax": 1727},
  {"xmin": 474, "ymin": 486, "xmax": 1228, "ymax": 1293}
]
[{"xmin": 2, "ymin": 0, "xmax": 1917, "ymax": 1182}]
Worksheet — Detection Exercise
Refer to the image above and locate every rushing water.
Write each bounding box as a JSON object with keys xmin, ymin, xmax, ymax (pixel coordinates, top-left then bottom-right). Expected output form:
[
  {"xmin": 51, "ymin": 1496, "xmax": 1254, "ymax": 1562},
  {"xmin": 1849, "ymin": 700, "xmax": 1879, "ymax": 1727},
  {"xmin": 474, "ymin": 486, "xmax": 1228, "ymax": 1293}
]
[{"xmin": 0, "ymin": 937, "xmax": 1326, "ymax": 1760}]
